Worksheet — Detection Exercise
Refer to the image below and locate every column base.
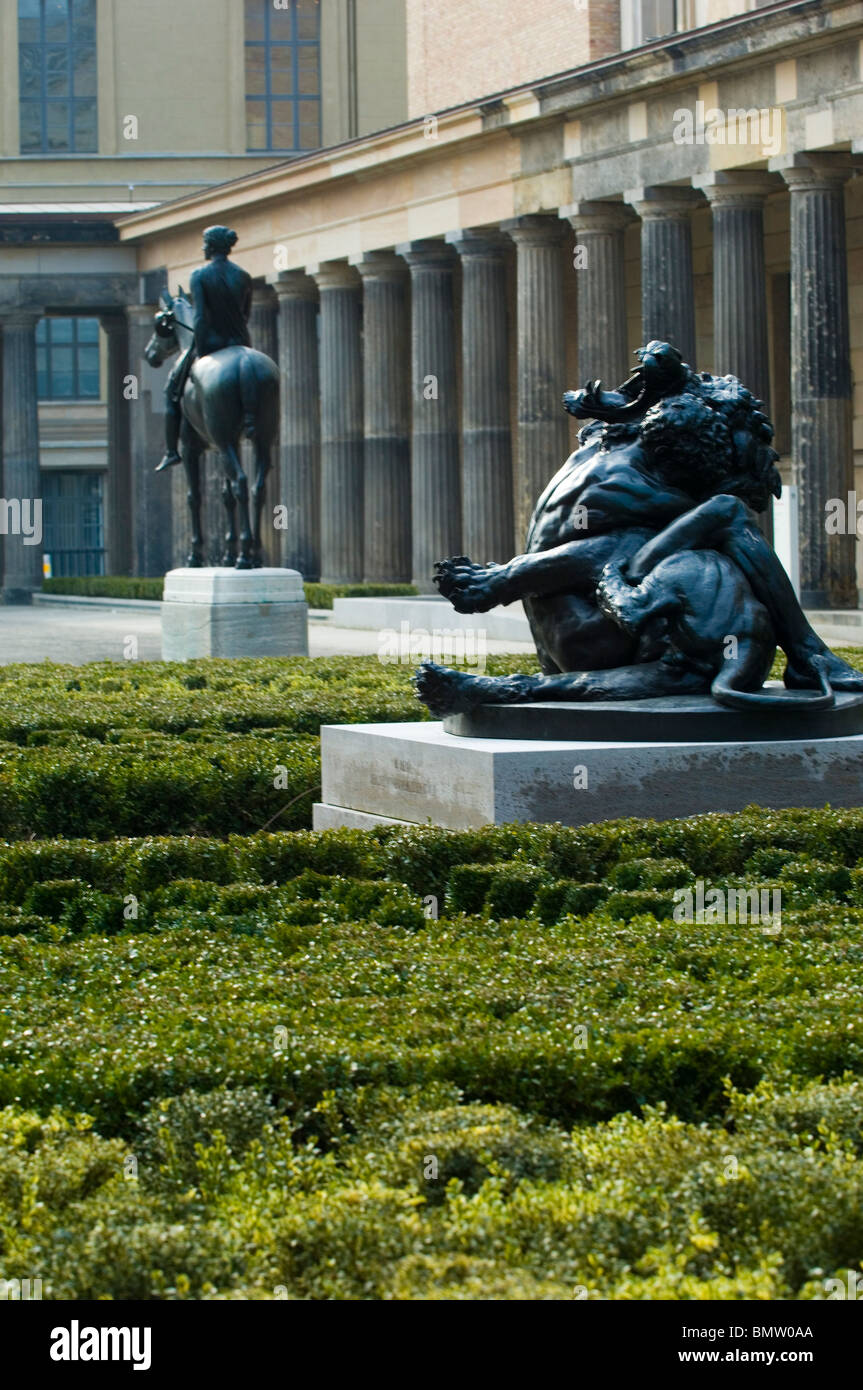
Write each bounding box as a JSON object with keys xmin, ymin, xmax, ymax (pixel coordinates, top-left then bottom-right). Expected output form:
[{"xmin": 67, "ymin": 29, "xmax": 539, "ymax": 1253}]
[
  {"xmin": 2, "ymin": 587, "xmax": 36, "ymax": 605},
  {"xmin": 800, "ymin": 590, "xmax": 858, "ymax": 611}
]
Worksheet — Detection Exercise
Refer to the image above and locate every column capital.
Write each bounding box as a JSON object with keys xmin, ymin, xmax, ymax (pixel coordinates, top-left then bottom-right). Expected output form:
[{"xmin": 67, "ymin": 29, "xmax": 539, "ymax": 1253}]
[
  {"xmin": 0, "ymin": 307, "xmax": 42, "ymax": 329},
  {"xmin": 250, "ymin": 280, "xmax": 278, "ymax": 308},
  {"xmin": 99, "ymin": 310, "xmax": 129, "ymax": 336},
  {"xmin": 625, "ymin": 185, "xmax": 702, "ymax": 220},
  {"xmin": 274, "ymin": 270, "xmax": 318, "ymax": 302},
  {"xmin": 561, "ymin": 200, "xmax": 635, "ymax": 234},
  {"xmin": 395, "ymin": 238, "xmax": 455, "ymax": 269},
  {"xmin": 501, "ymin": 214, "xmax": 566, "ymax": 247},
  {"xmin": 770, "ymin": 150, "xmax": 860, "ymax": 190},
  {"xmin": 309, "ymin": 260, "xmax": 360, "ymax": 292},
  {"xmin": 349, "ymin": 249, "xmax": 408, "ymax": 283},
  {"xmin": 694, "ymin": 170, "xmax": 781, "ymax": 208},
  {"xmin": 125, "ymin": 301, "xmax": 158, "ymax": 327},
  {"xmin": 445, "ymin": 227, "xmax": 509, "ymax": 258}
]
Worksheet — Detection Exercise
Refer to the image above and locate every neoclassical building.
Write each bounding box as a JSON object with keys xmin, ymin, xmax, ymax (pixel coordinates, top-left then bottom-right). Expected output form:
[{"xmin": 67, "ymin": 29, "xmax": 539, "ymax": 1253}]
[{"xmin": 3, "ymin": 0, "xmax": 863, "ymax": 613}]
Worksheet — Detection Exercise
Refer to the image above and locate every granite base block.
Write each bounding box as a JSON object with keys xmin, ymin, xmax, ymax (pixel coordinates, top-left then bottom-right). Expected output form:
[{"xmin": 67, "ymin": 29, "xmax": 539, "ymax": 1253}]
[
  {"xmin": 312, "ymin": 720, "xmax": 863, "ymax": 831},
  {"xmin": 161, "ymin": 567, "xmax": 308, "ymax": 661}
]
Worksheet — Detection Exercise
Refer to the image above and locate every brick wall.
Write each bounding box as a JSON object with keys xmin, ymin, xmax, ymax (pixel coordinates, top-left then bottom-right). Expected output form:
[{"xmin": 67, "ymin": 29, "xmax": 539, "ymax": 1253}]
[{"xmin": 406, "ymin": 0, "xmax": 621, "ymax": 117}]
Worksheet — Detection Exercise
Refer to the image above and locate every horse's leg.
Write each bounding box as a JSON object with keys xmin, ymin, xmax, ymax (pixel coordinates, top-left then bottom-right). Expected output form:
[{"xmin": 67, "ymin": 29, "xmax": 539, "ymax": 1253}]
[
  {"xmin": 250, "ymin": 438, "xmax": 271, "ymax": 568},
  {"xmin": 182, "ymin": 428, "xmax": 206, "ymax": 567},
  {"xmin": 218, "ymin": 443, "xmax": 253, "ymax": 569},
  {"xmin": 414, "ymin": 657, "xmax": 707, "ymax": 718},
  {"xmin": 219, "ymin": 455, "xmax": 237, "ymax": 567}
]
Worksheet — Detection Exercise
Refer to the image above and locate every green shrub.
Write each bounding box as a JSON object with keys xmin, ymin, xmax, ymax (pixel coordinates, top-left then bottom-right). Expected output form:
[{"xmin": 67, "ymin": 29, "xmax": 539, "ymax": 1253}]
[
  {"xmin": 304, "ymin": 582, "xmax": 419, "ymax": 610},
  {"xmin": 606, "ymin": 857, "xmax": 690, "ymax": 890},
  {"xmin": 42, "ymin": 576, "xmax": 164, "ymax": 601}
]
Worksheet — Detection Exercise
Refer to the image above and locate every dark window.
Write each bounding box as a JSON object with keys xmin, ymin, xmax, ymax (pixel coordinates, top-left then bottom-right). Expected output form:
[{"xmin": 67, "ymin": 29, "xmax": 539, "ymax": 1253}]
[
  {"xmin": 37, "ymin": 317, "xmax": 100, "ymax": 400},
  {"xmin": 41, "ymin": 470, "xmax": 105, "ymax": 576},
  {"xmin": 245, "ymin": 0, "xmax": 321, "ymax": 154},
  {"xmin": 18, "ymin": 0, "xmax": 97, "ymax": 153}
]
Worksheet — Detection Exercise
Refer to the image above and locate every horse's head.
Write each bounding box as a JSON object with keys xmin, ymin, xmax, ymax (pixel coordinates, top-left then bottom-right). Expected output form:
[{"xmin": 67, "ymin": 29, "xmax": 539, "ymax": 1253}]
[{"xmin": 144, "ymin": 288, "xmax": 194, "ymax": 367}]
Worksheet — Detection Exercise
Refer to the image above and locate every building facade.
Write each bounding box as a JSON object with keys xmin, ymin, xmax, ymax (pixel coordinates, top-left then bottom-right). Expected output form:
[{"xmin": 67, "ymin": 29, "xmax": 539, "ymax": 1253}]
[{"xmin": 2, "ymin": 0, "xmax": 861, "ymax": 611}]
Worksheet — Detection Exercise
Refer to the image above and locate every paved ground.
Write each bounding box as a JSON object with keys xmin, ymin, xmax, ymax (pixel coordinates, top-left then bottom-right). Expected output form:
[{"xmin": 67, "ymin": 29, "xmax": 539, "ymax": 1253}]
[
  {"xmin": 1, "ymin": 600, "xmax": 857, "ymax": 667},
  {"xmin": 0, "ymin": 602, "xmax": 536, "ymax": 666}
]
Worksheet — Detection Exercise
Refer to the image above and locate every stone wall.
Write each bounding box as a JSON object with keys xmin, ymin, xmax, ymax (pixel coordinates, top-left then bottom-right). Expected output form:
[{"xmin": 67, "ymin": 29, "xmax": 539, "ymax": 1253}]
[{"xmin": 405, "ymin": 0, "xmax": 620, "ymax": 118}]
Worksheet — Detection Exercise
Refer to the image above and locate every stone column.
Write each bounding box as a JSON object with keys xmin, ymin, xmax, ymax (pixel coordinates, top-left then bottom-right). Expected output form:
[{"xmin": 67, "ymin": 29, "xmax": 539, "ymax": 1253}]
[
  {"xmin": 246, "ymin": 282, "xmax": 279, "ymax": 566},
  {"xmin": 352, "ymin": 251, "xmax": 411, "ymax": 582},
  {"xmin": 627, "ymin": 186, "xmax": 699, "ymax": 365},
  {"xmin": 311, "ymin": 261, "xmax": 364, "ymax": 584},
  {"xmin": 697, "ymin": 172, "xmax": 775, "ymax": 403},
  {"xmin": 698, "ymin": 171, "xmax": 777, "ymax": 544},
  {"xmin": 780, "ymin": 155, "xmax": 856, "ymax": 608},
  {"xmin": 446, "ymin": 228, "xmax": 514, "ymax": 560},
  {"xmin": 562, "ymin": 201, "xmax": 632, "ymax": 387},
  {"xmin": 126, "ymin": 302, "xmax": 174, "ymax": 576},
  {"xmin": 100, "ymin": 313, "xmax": 132, "ymax": 576},
  {"xmin": 274, "ymin": 272, "xmax": 321, "ymax": 579},
  {"xmin": 396, "ymin": 239, "xmax": 461, "ymax": 591},
  {"xmin": 1, "ymin": 310, "xmax": 42, "ymax": 602},
  {"xmin": 502, "ymin": 215, "xmax": 570, "ymax": 544}
]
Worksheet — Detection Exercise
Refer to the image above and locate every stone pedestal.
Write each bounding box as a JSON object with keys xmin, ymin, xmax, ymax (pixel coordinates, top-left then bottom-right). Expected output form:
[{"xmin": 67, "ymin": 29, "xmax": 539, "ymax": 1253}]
[
  {"xmin": 161, "ymin": 567, "xmax": 308, "ymax": 661},
  {"xmin": 314, "ymin": 710, "xmax": 863, "ymax": 830}
]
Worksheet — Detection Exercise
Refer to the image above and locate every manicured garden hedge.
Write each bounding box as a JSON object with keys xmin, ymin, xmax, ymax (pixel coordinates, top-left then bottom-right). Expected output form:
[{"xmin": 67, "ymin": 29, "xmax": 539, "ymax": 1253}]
[
  {"xmin": 41, "ymin": 577, "xmax": 419, "ymax": 609},
  {"xmin": 2, "ymin": 653, "xmax": 863, "ymax": 1299},
  {"xmin": 2, "ymin": 808, "xmax": 863, "ymax": 1298}
]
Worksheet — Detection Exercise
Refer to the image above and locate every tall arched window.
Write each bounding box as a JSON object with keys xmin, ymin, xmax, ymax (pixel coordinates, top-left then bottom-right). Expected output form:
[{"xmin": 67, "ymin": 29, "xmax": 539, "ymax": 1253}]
[{"xmin": 245, "ymin": 0, "xmax": 321, "ymax": 154}]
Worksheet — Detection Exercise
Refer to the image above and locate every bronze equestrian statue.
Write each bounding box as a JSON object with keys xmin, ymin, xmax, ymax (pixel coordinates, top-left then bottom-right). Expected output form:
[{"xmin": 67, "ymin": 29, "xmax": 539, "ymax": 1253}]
[
  {"xmin": 145, "ymin": 225, "xmax": 279, "ymax": 569},
  {"xmin": 416, "ymin": 341, "xmax": 863, "ymax": 715}
]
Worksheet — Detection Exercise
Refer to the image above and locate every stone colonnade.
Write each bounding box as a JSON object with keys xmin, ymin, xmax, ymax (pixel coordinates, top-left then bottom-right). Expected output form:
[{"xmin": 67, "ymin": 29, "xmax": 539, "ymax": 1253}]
[{"xmin": 234, "ymin": 153, "xmax": 854, "ymax": 605}]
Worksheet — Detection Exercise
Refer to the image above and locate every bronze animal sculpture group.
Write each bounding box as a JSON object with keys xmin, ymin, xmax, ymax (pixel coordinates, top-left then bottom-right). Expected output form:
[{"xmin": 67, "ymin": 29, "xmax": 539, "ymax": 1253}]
[{"xmin": 416, "ymin": 341, "xmax": 862, "ymax": 714}]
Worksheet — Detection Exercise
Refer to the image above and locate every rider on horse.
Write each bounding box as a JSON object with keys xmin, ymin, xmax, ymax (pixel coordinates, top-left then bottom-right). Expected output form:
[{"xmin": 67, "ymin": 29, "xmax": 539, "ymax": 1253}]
[{"xmin": 156, "ymin": 224, "xmax": 255, "ymax": 473}]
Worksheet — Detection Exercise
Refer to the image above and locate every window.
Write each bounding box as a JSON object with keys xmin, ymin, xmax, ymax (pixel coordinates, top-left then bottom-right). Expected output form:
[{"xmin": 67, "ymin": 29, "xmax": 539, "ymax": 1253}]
[
  {"xmin": 37, "ymin": 317, "xmax": 100, "ymax": 400},
  {"xmin": 41, "ymin": 471, "xmax": 105, "ymax": 577},
  {"xmin": 245, "ymin": 0, "xmax": 321, "ymax": 153},
  {"xmin": 18, "ymin": 0, "xmax": 97, "ymax": 153}
]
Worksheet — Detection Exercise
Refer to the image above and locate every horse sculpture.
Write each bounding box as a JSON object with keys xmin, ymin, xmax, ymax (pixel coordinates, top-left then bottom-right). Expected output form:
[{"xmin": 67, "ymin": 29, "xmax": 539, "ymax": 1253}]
[{"xmin": 144, "ymin": 290, "xmax": 279, "ymax": 568}]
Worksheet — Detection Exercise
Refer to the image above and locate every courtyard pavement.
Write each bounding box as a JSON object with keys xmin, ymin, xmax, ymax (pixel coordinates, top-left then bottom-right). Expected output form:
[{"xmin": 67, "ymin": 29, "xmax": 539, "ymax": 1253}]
[{"xmin": 0, "ymin": 602, "xmax": 537, "ymax": 666}]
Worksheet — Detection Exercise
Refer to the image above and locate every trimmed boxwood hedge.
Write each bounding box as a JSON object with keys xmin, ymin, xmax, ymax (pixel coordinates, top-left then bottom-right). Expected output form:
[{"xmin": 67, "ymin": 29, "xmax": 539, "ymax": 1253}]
[{"xmin": 42, "ymin": 576, "xmax": 419, "ymax": 609}]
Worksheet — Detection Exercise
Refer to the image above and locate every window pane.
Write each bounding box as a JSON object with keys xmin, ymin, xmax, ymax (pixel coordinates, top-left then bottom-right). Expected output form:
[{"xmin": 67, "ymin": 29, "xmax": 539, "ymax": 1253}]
[
  {"xmin": 72, "ymin": 0, "xmax": 96, "ymax": 40},
  {"xmin": 19, "ymin": 100, "xmax": 42, "ymax": 151},
  {"xmin": 73, "ymin": 43, "xmax": 96, "ymax": 97},
  {"xmin": 51, "ymin": 347, "xmax": 75, "ymax": 396},
  {"xmin": 270, "ymin": 55, "xmax": 293, "ymax": 95},
  {"xmin": 297, "ymin": 99, "xmax": 319, "ymax": 148},
  {"xmin": 269, "ymin": 3, "xmax": 295, "ymax": 39},
  {"xmin": 18, "ymin": 0, "xmax": 41, "ymax": 43},
  {"xmin": 272, "ymin": 118, "xmax": 296, "ymax": 150},
  {"xmin": 245, "ymin": 46, "xmax": 267, "ymax": 95},
  {"xmin": 77, "ymin": 317, "xmax": 99, "ymax": 342},
  {"xmin": 19, "ymin": 45, "xmax": 42, "ymax": 98},
  {"xmin": 297, "ymin": 46, "xmax": 318, "ymax": 96},
  {"xmin": 46, "ymin": 45, "xmax": 69, "ymax": 97},
  {"xmin": 296, "ymin": 1, "xmax": 319, "ymax": 39},
  {"xmin": 244, "ymin": 0, "xmax": 264, "ymax": 41},
  {"xmin": 44, "ymin": 0, "xmax": 69, "ymax": 42},
  {"xmin": 45, "ymin": 101, "xmax": 69, "ymax": 150},
  {"xmin": 73, "ymin": 98, "xmax": 96, "ymax": 150},
  {"xmin": 51, "ymin": 318, "xmax": 74, "ymax": 342},
  {"xmin": 36, "ymin": 319, "xmax": 48, "ymax": 343}
]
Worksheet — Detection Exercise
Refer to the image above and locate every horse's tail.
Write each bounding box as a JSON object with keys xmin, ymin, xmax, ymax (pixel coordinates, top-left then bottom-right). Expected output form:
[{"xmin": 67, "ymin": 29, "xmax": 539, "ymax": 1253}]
[
  {"xmin": 711, "ymin": 653, "xmax": 835, "ymax": 710},
  {"xmin": 239, "ymin": 349, "xmax": 258, "ymax": 437}
]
